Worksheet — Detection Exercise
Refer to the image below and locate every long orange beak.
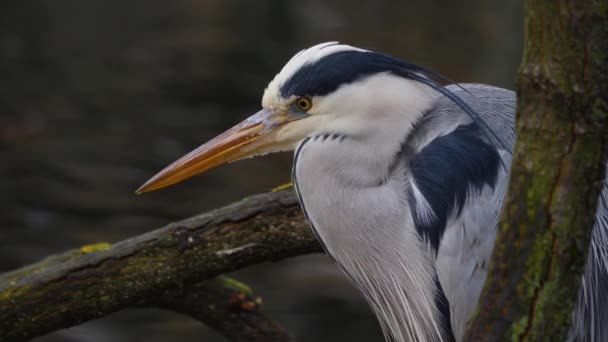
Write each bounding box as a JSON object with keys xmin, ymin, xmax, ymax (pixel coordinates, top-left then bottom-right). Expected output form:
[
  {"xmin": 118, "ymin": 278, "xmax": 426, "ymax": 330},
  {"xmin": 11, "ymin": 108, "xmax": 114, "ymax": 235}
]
[{"xmin": 136, "ymin": 109, "xmax": 285, "ymax": 194}]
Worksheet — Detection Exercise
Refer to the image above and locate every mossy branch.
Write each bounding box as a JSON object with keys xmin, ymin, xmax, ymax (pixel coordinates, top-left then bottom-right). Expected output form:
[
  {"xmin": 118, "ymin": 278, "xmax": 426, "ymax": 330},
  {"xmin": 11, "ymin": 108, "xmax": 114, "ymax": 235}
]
[{"xmin": 0, "ymin": 188, "xmax": 319, "ymax": 341}]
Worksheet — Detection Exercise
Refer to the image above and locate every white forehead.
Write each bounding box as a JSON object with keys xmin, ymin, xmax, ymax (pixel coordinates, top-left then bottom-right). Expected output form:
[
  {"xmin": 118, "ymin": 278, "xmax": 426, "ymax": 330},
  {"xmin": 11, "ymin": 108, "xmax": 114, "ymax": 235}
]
[{"xmin": 262, "ymin": 42, "xmax": 367, "ymax": 108}]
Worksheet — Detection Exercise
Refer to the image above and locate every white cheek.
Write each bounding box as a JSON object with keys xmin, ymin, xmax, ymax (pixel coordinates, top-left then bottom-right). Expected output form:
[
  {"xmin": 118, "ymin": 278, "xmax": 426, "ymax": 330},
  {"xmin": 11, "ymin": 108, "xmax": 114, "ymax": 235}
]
[
  {"xmin": 311, "ymin": 73, "xmax": 438, "ymax": 122},
  {"xmin": 276, "ymin": 115, "xmax": 327, "ymax": 142}
]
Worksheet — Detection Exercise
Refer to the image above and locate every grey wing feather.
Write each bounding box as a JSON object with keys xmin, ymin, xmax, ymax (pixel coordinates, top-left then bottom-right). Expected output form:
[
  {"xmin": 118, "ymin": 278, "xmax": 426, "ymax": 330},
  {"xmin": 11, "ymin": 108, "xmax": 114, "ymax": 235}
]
[
  {"xmin": 413, "ymin": 84, "xmax": 515, "ymax": 340},
  {"xmin": 412, "ymin": 83, "xmax": 608, "ymax": 341},
  {"xmin": 570, "ymin": 166, "xmax": 608, "ymax": 342},
  {"xmin": 435, "ymin": 152, "xmax": 511, "ymax": 340}
]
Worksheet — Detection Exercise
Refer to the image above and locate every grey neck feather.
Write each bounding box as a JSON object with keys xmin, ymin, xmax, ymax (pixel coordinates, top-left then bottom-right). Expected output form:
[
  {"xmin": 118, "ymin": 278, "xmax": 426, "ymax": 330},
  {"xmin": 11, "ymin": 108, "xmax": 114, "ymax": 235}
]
[{"xmin": 292, "ymin": 104, "xmax": 449, "ymax": 341}]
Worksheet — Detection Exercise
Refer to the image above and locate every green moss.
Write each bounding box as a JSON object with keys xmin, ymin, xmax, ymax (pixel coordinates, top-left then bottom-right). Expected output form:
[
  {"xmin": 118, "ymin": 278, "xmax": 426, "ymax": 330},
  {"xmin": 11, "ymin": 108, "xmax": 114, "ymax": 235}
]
[
  {"xmin": 271, "ymin": 182, "xmax": 292, "ymax": 192},
  {"xmin": 0, "ymin": 283, "xmax": 30, "ymax": 302},
  {"xmin": 511, "ymin": 315, "xmax": 529, "ymax": 342},
  {"xmin": 80, "ymin": 242, "xmax": 111, "ymax": 253},
  {"xmin": 214, "ymin": 275, "xmax": 253, "ymax": 295}
]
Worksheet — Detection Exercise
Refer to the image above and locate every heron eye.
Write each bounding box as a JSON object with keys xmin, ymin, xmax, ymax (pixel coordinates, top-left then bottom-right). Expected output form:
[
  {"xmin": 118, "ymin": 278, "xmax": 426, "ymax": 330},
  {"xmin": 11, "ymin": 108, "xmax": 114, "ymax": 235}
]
[{"xmin": 295, "ymin": 97, "xmax": 312, "ymax": 111}]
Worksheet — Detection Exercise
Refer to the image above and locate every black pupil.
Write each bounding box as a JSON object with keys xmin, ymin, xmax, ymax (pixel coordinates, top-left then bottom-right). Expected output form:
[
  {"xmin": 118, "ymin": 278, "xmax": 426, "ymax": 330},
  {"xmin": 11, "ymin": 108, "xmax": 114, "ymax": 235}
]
[{"xmin": 299, "ymin": 100, "xmax": 307, "ymax": 108}]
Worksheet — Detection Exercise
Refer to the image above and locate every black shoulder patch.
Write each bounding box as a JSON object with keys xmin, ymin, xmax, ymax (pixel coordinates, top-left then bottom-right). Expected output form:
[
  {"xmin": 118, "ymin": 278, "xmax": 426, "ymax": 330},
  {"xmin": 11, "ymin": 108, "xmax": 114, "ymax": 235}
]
[
  {"xmin": 434, "ymin": 273, "xmax": 456, "ymax": 342},
  {"xmin": 408, "ymin": 124, "xmax": 501, "ymax": 251}
]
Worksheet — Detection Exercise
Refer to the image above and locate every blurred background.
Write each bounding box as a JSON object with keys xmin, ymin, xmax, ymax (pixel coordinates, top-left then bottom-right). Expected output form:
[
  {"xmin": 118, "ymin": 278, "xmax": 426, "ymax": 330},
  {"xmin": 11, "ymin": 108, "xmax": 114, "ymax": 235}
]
[{"xmin": 1, "ymin": 1, "xmax": 522, "ymax": 341}]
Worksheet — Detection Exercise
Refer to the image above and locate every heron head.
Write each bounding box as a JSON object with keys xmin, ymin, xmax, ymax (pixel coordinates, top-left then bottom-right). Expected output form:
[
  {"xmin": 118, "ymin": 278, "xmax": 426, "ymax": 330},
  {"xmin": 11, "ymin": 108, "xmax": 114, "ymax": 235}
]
[{"xmin": 136, "ymin": 42, "xmax": 441, "ymax": 193}]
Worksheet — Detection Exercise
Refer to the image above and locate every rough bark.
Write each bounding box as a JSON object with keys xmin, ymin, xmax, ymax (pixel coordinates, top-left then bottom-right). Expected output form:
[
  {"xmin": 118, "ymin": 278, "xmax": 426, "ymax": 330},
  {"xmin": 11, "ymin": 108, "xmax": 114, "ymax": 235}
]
[
  {"xmin": 465, "ymin": 1, "xmax": 608, "ymax": 341},
  {"xmin": 0, "ymin": 188, "xmax": 318, "ymax": 341},
  {"xmin": 154, "ymin": 276, "xmax": 294, "ymax": 342}
]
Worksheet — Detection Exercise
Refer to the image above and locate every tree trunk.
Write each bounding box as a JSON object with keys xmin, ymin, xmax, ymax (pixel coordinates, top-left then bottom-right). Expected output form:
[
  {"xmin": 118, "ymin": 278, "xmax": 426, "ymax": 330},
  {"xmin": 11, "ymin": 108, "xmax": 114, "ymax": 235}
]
[{"xmin": 465, "ymin": 1, "xmax": 608, "ymax": 341}]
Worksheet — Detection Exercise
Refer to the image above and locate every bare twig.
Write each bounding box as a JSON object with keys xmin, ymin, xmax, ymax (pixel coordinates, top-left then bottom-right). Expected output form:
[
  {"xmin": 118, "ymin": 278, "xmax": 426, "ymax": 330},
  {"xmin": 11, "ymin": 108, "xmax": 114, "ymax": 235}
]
[{"xmin": 154, "ymin": 276, "xmax": 295, "ymax": 342}]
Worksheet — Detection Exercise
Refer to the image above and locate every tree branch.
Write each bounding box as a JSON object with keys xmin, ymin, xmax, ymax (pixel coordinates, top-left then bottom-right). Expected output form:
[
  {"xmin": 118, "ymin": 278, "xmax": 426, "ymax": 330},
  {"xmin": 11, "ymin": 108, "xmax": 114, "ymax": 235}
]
[
  {"xmin": 0, "ymin": 188, "xmax": 319, "ymax": 341},
  {"xmin": 153, "ymin": 275, "xmax": 294, "ymax": 342}
]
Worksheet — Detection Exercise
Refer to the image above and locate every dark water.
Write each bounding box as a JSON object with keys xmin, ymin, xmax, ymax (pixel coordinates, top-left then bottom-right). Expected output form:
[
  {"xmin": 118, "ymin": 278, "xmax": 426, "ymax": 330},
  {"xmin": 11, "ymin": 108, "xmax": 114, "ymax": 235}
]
[{"xmin": 1, "ymin": 1, "xmax": 522, "ymax": 341}]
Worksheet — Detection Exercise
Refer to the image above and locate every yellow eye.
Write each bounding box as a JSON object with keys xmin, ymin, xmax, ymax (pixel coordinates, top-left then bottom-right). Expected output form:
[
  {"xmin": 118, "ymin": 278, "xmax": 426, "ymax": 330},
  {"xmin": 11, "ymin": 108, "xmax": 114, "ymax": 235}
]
[{"xmin": 295, "ymin": 97, "xmax": 312, "ymax": 111}]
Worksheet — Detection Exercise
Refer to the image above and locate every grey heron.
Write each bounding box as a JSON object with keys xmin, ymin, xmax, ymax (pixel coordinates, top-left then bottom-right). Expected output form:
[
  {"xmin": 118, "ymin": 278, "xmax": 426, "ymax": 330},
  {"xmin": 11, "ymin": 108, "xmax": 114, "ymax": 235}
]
[{"xmin": 137, "ymin": 42, "xmax": 608, "ymax": 342}]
